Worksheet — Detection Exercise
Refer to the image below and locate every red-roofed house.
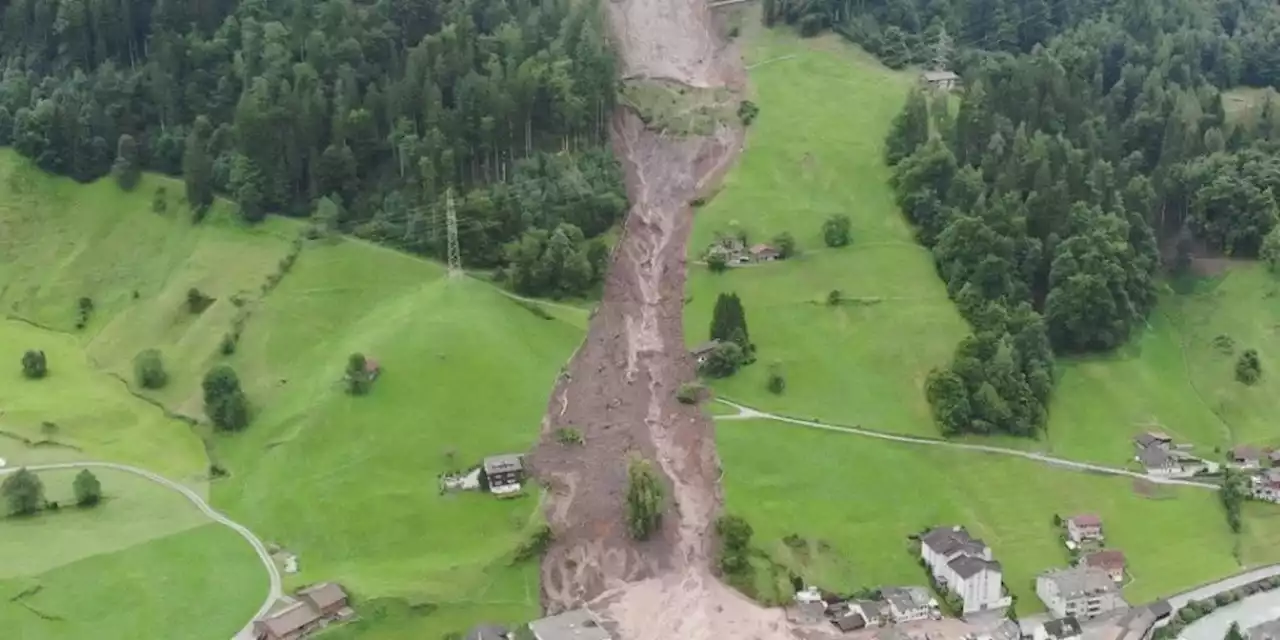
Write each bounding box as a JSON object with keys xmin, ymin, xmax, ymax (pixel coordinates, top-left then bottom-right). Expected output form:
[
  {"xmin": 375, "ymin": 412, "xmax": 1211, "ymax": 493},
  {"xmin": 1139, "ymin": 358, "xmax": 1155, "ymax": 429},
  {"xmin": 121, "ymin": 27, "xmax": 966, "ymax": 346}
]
[
  {"xmin": 1065, "ymin": 515, "xmax": 1103, "ymax": 544},
  {"xmin": 1082, "ymin": 550, "xmax": 1126, "ymax": 583}
]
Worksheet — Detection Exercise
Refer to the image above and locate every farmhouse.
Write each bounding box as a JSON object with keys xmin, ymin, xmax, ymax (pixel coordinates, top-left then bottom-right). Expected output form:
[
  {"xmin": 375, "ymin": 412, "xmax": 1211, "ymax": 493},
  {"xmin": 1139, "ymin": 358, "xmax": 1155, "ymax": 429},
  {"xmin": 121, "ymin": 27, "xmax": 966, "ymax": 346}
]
[
  {"xmin": 1253, "ymin": 469, "xmax": 1280, "ymax": 502},
  {"xmin": 750, "ymin": 243, "xmax": 781, "ymax": 261},
  {"xmin": 1082, "ymin": 550, "xmax": 1127, "ymax": 583},
  {"xmin": 1036, "ymin": 566, "xmax": 1126, "ymax": 621},
  {"xmin": 1065, "ymin": 514, "xmax": 1103, "ymax": 544},
  {"xmin": 919, "ymin": 526, "xmax": 1012, "ymax": 616},
  {"xmin": 882, "ymin": 586, "xmax": 934, "ymax": 622},
  {"xmin": 483, "ymin": 454, "xmax": 525, "ymax": 495},
  {"xmin": 1231, "ymin": 445, "xmax": 1263, "ymax": 469},
  {"xmin": 689, "ymin": 340, "xmax": 722, "ymax": 364},
  {"xmin": 1033, "ymin": 616, "xmax": 1082, "ymax": 640},
  {"xmin": 921, "ymin": 70, "xmax": 960, "ymax": 90},
  {"xmin": 1137, "ymin": 447, "xmax": 1207, "ymax": 477},
  {"xmin": 528, "ymin": 609, "xmax": 611, "ymax": 640},
  {"xmin": 253, "ymin": 582, "xmax": 352, "ymax": 640}
]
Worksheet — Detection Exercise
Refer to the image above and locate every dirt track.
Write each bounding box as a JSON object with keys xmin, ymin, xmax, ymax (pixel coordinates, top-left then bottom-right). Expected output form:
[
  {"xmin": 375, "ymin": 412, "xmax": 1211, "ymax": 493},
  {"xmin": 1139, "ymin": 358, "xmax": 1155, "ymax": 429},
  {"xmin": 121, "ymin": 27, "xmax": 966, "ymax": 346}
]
[{"xmin": 528, "ymin": 0, "xmax": 815, "ymax": 638}]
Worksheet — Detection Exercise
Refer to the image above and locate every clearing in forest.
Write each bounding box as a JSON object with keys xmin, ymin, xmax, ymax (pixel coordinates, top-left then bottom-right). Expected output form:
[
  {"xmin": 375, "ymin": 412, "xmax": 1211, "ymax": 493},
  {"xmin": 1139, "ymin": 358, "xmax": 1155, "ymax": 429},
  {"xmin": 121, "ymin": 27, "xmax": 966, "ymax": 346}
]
[{"xmin": 0, "ymin": 150, "xmax": 588, "ymax": 638}]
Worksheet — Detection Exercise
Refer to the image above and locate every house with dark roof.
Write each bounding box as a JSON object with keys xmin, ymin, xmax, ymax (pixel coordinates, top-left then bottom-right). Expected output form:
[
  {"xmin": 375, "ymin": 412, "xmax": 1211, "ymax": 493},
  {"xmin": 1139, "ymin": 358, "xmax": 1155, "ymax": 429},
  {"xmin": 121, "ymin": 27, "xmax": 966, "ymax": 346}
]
[
  {"xmin": 253, "ymin": 583, "xmax": 353, "ymax": 640},
  {"xmin": 1232, "ymin": 445, "xmax": 1264, "ymax": 469},
  {"xmin": 919, "ymin": 526, "xmax": 1012, "ymax": 616},
  {"xmin": 1065, "ymin": 514, "xmax": 1103, "ymax": 544},
  {"xmin": 882, "ymin": 586, "xmax": 934, "ymax": 622},
  {"xmin": 921, "ymin": 70, "xmax": 961, "ymax": 90},
  {"xmin": 849, "ymin": 600, "xmax": 886, "ymax": 627},
  {"xmin": 528, "ymin": 609, "xmax": 611, "ymax": 640},
  {"xmin": 1035, "ymin": 566, "xmax": 1126, "ymax": 621},
  {"xmin": 749, "ymin": 243, "xmax": 781, "ymax": 261},
  {"xmin": 832, "ymin": 609, "xmax": 868, "ymax": 632},
  {"xmin": 1034, "ymin": 616, "xmax": 1082, "ymax": 640},
  {"xmin": 1082, "ymin": 550, "xmax": 1127, "ymax": 583},
  {"xmin": 483, "ymin": 454, "xmax": 525, "ymax": 495},
  {"xmin": 1133, "ymin": 432, "xmax": 1173, "ymax": 451},
  {"xmin": 1255, "ymin": 469, "xmax": 1280, "ymax": 502}
]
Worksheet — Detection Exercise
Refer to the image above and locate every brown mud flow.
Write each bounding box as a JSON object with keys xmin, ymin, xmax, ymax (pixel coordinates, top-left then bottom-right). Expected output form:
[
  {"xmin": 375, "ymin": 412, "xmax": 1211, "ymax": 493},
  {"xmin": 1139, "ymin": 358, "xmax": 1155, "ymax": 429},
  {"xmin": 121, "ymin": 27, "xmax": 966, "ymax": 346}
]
[{"xmin": 528, "ymin": 0, "xmax": 818, "ymax": 638}]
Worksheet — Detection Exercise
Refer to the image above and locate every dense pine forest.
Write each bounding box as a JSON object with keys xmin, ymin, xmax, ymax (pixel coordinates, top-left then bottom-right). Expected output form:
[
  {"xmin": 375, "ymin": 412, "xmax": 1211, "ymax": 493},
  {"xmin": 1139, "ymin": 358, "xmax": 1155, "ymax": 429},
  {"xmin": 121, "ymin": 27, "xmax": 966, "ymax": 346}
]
[
  {"xmin": 0, "ymin": 0, "xmax": 624, "ymax": 297},
  {"xmin": 766, "ymin": 0, "xmax": 1280, "ymax": 437}
]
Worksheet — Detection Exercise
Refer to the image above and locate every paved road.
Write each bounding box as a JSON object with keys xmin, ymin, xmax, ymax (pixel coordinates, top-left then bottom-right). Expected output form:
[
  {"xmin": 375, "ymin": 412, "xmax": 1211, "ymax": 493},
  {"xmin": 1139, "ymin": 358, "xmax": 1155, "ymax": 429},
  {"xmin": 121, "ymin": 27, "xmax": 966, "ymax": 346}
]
[
  {"xmin": 0, "ymin": 461, "xmax": 281, "ymax": 639},
  {"xmin": 715, "ymin": 399, "xmax": 1220, "ymax": 489}
]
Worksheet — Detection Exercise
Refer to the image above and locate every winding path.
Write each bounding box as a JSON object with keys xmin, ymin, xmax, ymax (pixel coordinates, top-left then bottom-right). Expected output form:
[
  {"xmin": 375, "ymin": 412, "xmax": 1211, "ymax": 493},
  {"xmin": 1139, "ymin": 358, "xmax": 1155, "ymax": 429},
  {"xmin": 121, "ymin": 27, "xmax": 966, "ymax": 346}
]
[
  {"xmin": 714, "ymin": 399, "xmax": 1220, "ymax": 489},
  {"xmin": 0, "ymin": 461, "xmax": 281, "ymax": 640}
]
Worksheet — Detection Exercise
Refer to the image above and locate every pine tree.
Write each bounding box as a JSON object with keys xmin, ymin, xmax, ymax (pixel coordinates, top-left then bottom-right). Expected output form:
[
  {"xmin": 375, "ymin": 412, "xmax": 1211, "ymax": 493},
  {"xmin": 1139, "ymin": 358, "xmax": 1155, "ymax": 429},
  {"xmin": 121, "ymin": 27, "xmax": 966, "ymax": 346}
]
[{"xmin": 886, "ymin": 88, "xmax": 931, "ymax": 166}]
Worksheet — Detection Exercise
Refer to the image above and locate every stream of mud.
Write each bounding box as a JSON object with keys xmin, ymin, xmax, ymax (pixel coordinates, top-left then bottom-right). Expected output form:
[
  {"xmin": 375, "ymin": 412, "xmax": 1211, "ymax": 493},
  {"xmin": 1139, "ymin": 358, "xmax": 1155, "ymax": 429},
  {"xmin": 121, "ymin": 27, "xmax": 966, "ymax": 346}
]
[{"xmin": 527, "ymin": 0, "xmax": 820, "ymax": 638}]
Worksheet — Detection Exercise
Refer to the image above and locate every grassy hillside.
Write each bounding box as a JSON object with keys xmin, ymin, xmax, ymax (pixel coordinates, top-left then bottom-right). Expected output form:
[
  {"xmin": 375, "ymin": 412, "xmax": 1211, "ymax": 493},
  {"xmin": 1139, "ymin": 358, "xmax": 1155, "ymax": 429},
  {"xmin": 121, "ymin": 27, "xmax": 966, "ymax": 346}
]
[
  {"xmin": 717, "ymin": 418, "xmax": 1280, "ymax": 612},
  {"xmin": 0, "ymin": 149, "xmax": 588, "ymax": 637},
  {"xmin": 0, "ymin": 524, "xmax": 266, "ymax": 640},
  {"xmin": 683, "ymin": 25, "xmax": 968, "ymax": 437}
]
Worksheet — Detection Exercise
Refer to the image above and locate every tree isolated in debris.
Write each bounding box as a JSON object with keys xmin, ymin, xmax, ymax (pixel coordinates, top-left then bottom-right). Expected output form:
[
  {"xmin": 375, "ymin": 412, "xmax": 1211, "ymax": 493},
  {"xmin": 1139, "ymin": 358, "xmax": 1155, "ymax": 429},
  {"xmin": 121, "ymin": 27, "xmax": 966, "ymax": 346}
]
[
  {"xmin": 823, "ymin": 214, "xmax": 852, "ymax": 248},
  {"xmin": 21, "ymin": 350, "xmax": 47, "ymax": 379},
  {"xmin": 625, "ymin": 457, "xmax": 666, "ymax": 540},
  {"xmin": 73, "ymin": 469, "xmax": 102, "ymax": 507},
  {"xmin": 345, "ymin": 352, "xmax": 372, "ymax": 395},
  {"xmin": 1, "ymin": 468, "xmax": 45, "ymax": 516},
  {"xmin": 134, "ymin": 349, "xmax": 169, "ymax": 389},
  {"xmin": 716, "ymin": 514, "xmax": 754, "ymax": 576},
  {"xmin": 1236, "ymin": 348, "xmax": 1262, "ymax": 385},
  {"xmin": 202, "ymin": 365, "xmax": 250, "ymax": 431}
]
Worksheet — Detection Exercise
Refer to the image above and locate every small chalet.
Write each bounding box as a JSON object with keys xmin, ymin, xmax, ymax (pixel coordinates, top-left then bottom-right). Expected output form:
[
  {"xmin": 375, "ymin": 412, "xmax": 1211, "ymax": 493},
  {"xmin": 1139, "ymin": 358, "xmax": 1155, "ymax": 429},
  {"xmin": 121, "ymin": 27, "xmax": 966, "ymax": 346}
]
[
  {"xmin": 483, "ymin": 454, "xmax": 525, "ymax": 495},
  {"xmin": 921, "ymin": 70, "xmax": 960, "ymax": 91},
  {"xmin": 750, "ymin": 243, "xmax": 781, "ymax": 262},
  {"xmin": 1231, "ymin": 445, "xmax": 1263, "ymax": 469},
  {"xmin": 1082, "ymin": 550, "xmax": 1126, "ymax": 583},
  {"xmin": 1064, "ymin": 514, "xmax": 1103, "ymax": 544},
  {"xmin": 689, "ymin": 340, "xmax": 722, "ymax": 364},
  {"xmin": 253, "ymin": 583, "xmax": 352, "ymax": 640}
]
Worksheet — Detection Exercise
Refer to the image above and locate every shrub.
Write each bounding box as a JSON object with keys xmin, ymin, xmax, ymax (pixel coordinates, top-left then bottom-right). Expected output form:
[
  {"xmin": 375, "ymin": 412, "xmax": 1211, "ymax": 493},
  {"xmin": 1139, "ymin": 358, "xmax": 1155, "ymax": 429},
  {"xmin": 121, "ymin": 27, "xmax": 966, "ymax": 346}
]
[
  {"xmin": 513, "ymin": 524, "xmax": 553, "ymax": 562},
  {"xmin": 133, "ymin": 349, "xmax": 169, "ymax": 389},
  {"xmin": 716, "ymin": 515, "xmax": 754, "ymax": 575},
  {"xmin": 1236, "ymin": 348, "xmax": 1262, "ymax": 385},
  {"xmin": 699, "ymin": 342, "xmax": 745, "ymax": 378},
  {"xmin": 152, "ymin": 186, "xmax": 168, "ymax": 213},
  {"xmin": 75, "ymin": 296, "xmax": 94, "ymax": 329},
  {"xmin": 823, "ymin": 214, "xmax": 852, "ymax": 247},
  {"xmin": 187, "ymin": 287, "xmax": 213, "ymax": 313},
  {"xmin": 73, "ymin": 469, "xmax": 102, "ymax": 507},
  {"xmin": 345, "ymin": 352, "xmax": 372, "ymax": 395},
  {"xmin": 1, "ymin": 468, "xmax": 44, "ymax": 516},
  {"xmin": 220, "ymin": 333, "xmax": 238, "ymax": 355},
  {"xmin": 767, "ymin": 362, "xmax": 786, "ymax": 395},
  {"xmin": 772, "ymin": 231, "xmax": 797, "ymax": 259},
  {"xmin": 625, "ymin": 457, "xmax": 666, "ymax": 540},
  {"xmin": 738, "ymin": 100, "xmax": 760, "ymax": 125},
  {"xmin": 707, "ymin": 252, "xmax": 728, "ymax": 273},
  {"xmin": 826, "ymin": 289, "xmax": 842, "ymax": 306},
  {"xmin": 555, "ymin": 428, "xmax": 584, "ymax": 445},
  {"xmin": 677, "ymin": 382, "xmax": 704, "ymax": 404},
  {"xmin": 21, "ymin": 350, "xmax": 47, "ymax": 379}
]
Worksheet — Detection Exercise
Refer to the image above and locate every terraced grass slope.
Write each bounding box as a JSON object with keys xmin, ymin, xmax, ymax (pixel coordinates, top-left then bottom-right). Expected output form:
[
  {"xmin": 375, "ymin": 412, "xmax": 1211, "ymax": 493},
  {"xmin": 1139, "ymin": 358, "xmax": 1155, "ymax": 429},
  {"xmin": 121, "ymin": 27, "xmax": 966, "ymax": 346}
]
[
  {"xmin": 0, "ymin": 149, "xmax": 588, "ymax": 637},
  {"xmin": 717, "ymin": 418, "xmax": 1280, "ymax": 613}
]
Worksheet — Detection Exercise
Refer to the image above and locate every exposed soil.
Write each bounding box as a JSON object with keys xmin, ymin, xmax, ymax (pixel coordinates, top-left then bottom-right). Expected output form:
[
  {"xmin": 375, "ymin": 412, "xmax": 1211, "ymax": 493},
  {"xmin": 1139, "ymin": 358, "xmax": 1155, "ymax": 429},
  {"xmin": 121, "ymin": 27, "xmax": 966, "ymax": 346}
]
[{"xmin": 528, "ymin": 0, "xmax": 819, "ymax": 638}]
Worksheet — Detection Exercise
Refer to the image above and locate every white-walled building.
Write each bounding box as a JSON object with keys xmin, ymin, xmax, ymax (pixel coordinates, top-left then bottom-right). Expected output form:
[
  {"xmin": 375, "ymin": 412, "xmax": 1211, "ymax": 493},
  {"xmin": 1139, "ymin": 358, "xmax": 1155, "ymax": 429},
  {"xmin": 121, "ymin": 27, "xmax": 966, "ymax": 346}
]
[
  {"xmin": 919, "ymin": 526, "xmax": 1013, "ymax": 616},
  {"xmin": 1035, "ymin": 566, "xmax": 1127, "ymax": 621}
]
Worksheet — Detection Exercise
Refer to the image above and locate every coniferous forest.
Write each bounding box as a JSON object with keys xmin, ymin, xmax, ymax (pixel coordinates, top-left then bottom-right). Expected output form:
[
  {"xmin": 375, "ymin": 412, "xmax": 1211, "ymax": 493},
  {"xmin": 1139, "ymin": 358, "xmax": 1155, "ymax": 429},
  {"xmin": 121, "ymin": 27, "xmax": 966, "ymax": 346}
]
[
  {"xmin": 767, "ymin": 0, "xmax": 1280, "ymax": 437},
  {"xmin": 0, "ymin": 0, "xmax": 624, "ymax": 297}
]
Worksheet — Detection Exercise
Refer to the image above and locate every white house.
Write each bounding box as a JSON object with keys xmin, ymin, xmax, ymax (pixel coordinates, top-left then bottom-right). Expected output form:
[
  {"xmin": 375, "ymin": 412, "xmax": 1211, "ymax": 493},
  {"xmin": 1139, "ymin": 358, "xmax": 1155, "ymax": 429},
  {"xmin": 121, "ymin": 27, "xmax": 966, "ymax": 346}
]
[
  {"xmin": 1253, "ymin": 469, "xmax": 1280, "ymax": 503},
  {"xmin": 882, "ymin": 586, "xmax": 934, "ymax": 622},
  {"xmin": 1036, "ymin": 566, "xmax": 1127, "ymax": 621},
  {"xmin": 1064, "ymin": 514, "xmax": 1103, "ymax": 544},
  {"xmin": 920, "ymin": 526, "xmax": 1013, "ymax": 616}
]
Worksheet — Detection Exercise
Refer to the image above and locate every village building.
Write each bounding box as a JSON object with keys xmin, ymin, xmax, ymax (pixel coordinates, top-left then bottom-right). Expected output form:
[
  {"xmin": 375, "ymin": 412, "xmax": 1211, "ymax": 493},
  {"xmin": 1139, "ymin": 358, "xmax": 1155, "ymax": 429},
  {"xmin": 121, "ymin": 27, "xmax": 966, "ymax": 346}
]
[
  {"xmin": 850, "ymin": 600, "xmax": 887, "ymax": 627},
  {"xmin": 528, "ymin": 609, "xmax": 612, "ymax": 640},
  {"xmin": 1269, "ymin": 450, "xmax": 1280, "ymax": 467},
  {"xmin": 1033, "ymin": 616, "xmax": 1083, "ymax": 640},
  {"xmin": 483, "ymin": 454, "xmax": 525, "ymax": 495},
  {"xmin": 253, "ymin": 583, "xmax": 353, "ymax": 640},
  {"xmin": 1036, "ymin": 566, "xmax": 1127, "ymax": 621},
  {"xmin": 919, "ymin": 526, "xmax": 1012, "ymax": 616},
  {"xmin": 689, "ymin": 340, "xmax": 722, "ymax": 364},
  {"xmin": 1082, "ymin": 550, "xmax": 1127, "ymax": 583},
  {"xmin": 750, "ymin": 243, "xmax": 781, "ymax": 261},
  {"xmin": 1232, "ymin": 445, "xmax": 1264, "ymax": 469},
  {"xmin": 1136, "ymin": 447, "xmax": 1208, "ymax": 477},
  {"xmin": 882, "ymin": 586, "xmax": 935, "ymax": 622},
  {"xmin": 921, "ymin": 70, "xmax": 960, "ymax": 91},
  {"xmin": 1081, "ymin": 600, "xmax": 1170, "ymax": 640},
  {"xmin": 1133, "ymin": 432, "xmax": 1173, "ymax": 451},
  {"xmin": 977, "ymin": 619, "xmax": 1023, "ymax": 640},
  {"xmin": 1065, "ymin": 514, "xmax": 1104, "ymax": 545},
  {"xmin": 1247, "ymin": 618, "xmax": 1280, "ymax": 640},
  {"xmin": 832, "ymin": 609, "xmax": 868, "ymax": 632},
  {"xmin": 1253, "ymin": 469, "xmax": 1280, "ymax": 502}
]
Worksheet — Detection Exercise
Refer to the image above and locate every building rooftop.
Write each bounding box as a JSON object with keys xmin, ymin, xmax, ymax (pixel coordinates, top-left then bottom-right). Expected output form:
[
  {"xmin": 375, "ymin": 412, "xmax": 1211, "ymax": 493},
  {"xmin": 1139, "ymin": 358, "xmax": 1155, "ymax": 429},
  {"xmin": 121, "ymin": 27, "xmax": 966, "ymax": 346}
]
[
  {"xmin": 689, "ymin": 340, "xmax": 722, "ymax": 356},
  {"xmin": 921, "ymin": 525, "xmax": 988, "ymax": 558},
  {"xmin": 1134, "ymin": 432, "xmax": 1172, "ymax": 448},
  {"xmin": 1247, "ymin": 618, "xmax": 1280, "ymax": 640},
  {"xmin": 483, "ymin": 454, "xmax": 524, "ymax": 475},
  {"xmin": 949, "ymin": 554, "xmax": 1001, "ymax": 579},
  {"xmin": 1043, "ymin": 616, "xmax": 1082, "ymax": 640},
  {"xmin": 528, "ymin": 609, "xmax": 611, "ymax": 640},
  {"xmin": 1233, "ymin": 445, "xmax": 1263, "ymax": 461},
  {"xmin": 1084, "ymin": 550, "xmax": 1126, "ymax": 571},
  {"xmin": 922, "ymin": 70, "xmax": 960, "ymax": 81},
  {"xmin": 1068, "ymin": 514, "xmax": 1102, "ymax": 527},
  {"xmin": 1039, "ymin": 566, "xmax": 1120, "ymax": 598},
  {"xmin": 257, "ymin": 601, "xmax": 321, "ymax": 639},
  {"xmin": 1138, "ymin": 447, "xmax": 1173, "ymax": 468},
  {"xmin": 299, "ymin": 582, "xmax": 347, "ymax": 611},
  {"xmin": 466, "ymin": 624, "xmax": 510, "ymax": 640}
]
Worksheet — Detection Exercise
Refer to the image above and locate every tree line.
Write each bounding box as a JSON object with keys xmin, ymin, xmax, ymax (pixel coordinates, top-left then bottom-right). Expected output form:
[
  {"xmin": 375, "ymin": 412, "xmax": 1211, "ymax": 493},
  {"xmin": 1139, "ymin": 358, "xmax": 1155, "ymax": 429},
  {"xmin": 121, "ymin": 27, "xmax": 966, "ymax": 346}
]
[
  {"xmin": 869, "ymin": 0, "xmax": 1280, "ymax": 437},
  {"xmin": 0, "ymin": 0, "xmax": 625, "ymax": 297}
]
